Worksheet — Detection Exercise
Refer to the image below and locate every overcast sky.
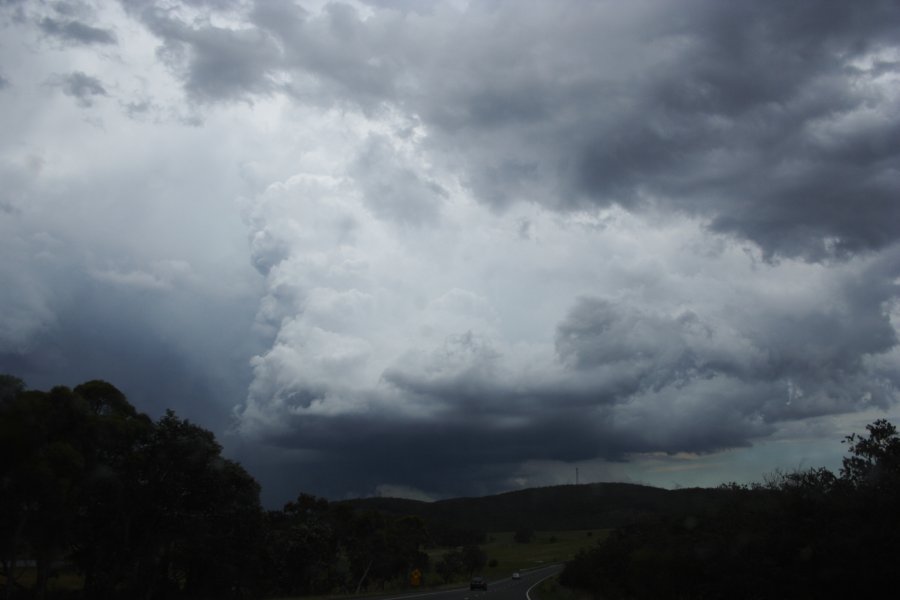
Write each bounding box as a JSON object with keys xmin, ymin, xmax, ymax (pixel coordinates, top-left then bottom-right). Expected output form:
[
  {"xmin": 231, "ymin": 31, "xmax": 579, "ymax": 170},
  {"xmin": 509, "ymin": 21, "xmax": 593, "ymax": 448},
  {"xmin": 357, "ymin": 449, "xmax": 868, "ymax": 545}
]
[{"xmin": 1, "ymin": 0, "xmax": 899, "ymax": 507}]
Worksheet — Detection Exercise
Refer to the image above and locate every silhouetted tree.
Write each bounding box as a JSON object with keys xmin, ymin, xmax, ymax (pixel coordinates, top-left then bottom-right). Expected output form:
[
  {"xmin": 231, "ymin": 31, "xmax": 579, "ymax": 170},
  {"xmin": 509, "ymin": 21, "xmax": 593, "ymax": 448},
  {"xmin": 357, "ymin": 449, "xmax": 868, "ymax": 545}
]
[
  {"xmin": 69, "ymin": 380, "xmax": 154, "ymax": 597},
  {"xmin": 0, "ymin": 385, "xmax": 89, "ymax": 600},
  {"xmin": 129, "ymin": 410, "xmax": 263, "ymax": 599},
  {"xmin": 434, "ymin": 550, "xmax": 464, "ymax": 583},
  {"xmin": 0, "ymin": 376, "xmax": 264, "ymax": 600},
  {"xmin": 0, "ymin": 374, "xmax": 23, "ymax": 405},
  {"xmin": 262, "ymin": 494, "xmax": 340, "ymax": 596},
  {"xmin": 841, "ymin": 418, "xmax": 900, "ymax": 493}
]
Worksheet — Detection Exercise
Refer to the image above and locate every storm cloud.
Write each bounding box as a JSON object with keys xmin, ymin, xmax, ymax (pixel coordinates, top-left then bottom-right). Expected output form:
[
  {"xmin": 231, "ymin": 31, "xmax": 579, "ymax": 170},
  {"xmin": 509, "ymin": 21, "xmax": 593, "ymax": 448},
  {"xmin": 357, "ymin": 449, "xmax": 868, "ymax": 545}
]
[
  {"xmin": 1, "ymin": 0, "xmax": 898, "ymax": 504},
  {"xmin": 54, "ymin": 71, "xmax": 108, "ymax": 107},
  {"xmin": 39, "ymin": 17, "xmax": 117, "ymax": 45},
  {"xmin": 126, "ymin": 0, "xmax": 900, "ymax": 257}
]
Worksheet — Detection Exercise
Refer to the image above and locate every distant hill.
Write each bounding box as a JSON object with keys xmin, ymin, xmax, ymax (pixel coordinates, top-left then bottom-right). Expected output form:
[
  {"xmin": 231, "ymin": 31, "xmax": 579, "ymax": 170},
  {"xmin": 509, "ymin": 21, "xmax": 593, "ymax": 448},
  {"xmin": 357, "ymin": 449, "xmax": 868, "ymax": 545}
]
[{"xmin": 341, "ymin": 483, "xmax": 728, "ymax": 532}]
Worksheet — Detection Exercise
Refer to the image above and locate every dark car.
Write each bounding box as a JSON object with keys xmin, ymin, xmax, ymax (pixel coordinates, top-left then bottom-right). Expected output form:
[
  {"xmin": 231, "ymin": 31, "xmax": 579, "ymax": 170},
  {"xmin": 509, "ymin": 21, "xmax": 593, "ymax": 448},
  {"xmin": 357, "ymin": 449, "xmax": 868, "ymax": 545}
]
[{"xmin": 470, "ymin": 576, "xmax": 487, "ymax": 591}]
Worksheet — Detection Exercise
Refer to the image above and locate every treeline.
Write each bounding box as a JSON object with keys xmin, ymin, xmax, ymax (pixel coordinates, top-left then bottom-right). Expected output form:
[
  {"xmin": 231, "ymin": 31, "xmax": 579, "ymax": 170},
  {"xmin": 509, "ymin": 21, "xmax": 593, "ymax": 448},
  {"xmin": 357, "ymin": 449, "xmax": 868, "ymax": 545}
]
[
  {"xmin": 560, "ymin": 419, "xmax": 900, "ymax": 599},
  {"xmin": 0, "ymin": 376, "xmax": 482, "ymax": 600}
]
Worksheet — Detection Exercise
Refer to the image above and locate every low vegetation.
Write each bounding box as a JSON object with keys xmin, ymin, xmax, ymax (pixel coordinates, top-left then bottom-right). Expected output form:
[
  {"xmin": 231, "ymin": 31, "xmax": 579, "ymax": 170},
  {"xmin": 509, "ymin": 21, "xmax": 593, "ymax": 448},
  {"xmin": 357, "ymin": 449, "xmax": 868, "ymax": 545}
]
[
  {"xmin": 477, "ymin": 530, "xmax": 608, "ymax": 577},
  {"xmin": 533, "ymin": 575, "xmax": 590, "ymax": 600}
]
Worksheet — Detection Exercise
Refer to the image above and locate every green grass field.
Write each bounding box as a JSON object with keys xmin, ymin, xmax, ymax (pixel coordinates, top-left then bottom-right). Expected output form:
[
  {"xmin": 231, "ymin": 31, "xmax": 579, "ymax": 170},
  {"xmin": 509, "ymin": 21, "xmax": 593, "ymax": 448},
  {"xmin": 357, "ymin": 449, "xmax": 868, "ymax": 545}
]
[
  {"xmin": 0, "ymin": 566, "xmax": 83, "ymax": 594},
  {"xmin": 532, "ymin": 575, "xmax": 594, "ymax": 600},
  {"xmin": 429, "ymin": 529, "xmax": 608, "ymax": 581},
  {"xmin": 484, "ymin": 529, "xmax": 607, "ymax": 576}
]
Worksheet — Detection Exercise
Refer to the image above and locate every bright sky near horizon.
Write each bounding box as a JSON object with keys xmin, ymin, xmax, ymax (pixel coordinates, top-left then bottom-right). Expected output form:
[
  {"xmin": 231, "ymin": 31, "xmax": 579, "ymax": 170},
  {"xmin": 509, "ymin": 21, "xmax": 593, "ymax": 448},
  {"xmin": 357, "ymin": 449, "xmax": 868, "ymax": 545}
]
[{"xmin": 1, "ymin": 0, "xmax": 899, "ymax": 506}]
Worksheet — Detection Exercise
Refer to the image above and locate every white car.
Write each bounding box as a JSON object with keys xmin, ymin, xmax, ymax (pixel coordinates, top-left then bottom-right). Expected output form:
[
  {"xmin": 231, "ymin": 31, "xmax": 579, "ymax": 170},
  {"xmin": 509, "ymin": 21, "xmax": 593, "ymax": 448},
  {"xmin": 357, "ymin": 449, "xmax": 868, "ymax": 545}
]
[{"xmin": 512, "ymin": 572, "xmax": 521, "ymax": 580}]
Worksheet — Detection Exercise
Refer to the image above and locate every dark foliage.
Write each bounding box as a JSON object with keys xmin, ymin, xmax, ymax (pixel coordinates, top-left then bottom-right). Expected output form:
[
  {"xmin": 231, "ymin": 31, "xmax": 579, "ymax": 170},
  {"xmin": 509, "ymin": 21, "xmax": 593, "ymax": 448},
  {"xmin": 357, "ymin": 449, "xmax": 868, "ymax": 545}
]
[
  {"xmin": 560, "ymin": 420, "xmax": 900, "ymax": 599},
  {"xmin": 0, "ymin": 378, "xmax": 264, "ymax": 600}
]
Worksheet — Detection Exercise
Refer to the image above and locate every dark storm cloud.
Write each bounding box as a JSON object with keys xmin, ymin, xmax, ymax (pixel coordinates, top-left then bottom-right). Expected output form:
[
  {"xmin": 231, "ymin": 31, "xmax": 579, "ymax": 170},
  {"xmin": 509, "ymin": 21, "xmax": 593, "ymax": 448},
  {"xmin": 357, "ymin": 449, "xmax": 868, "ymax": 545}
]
[
  {"xmin": 242, "ymin": 374, "xmax": 774, "ymax": 501},
  {"xmin": 351, "ymin": 134, "xmax": 446, "ymax": 225},
  {"xmin": 238, "ymin": 238, "xmax": 900, "ymax": 501},
  {"xmin": 250, "ymin": 0, "xmax": 402, "ymax": 111},
  {"xmin": 156, "ymin": 26, "xmax": 280, "ymax": 102},
  {"xmin": 357, "ymin": 0, "xmax": 438, "ymax": 15},
  {"xmin": 555, "ymin": 281, "xmax": 899, "ymax": 424},
  {"xmin": 78, "ymin": 0, "xmax": 900, "ymax": 502},
  {"xmin": 0, "ymin": 0, "xmax": 25, "ymax": 22},
  {"xmin": 121, "ymin": 2, "xmax": 281, "ymax": 102},
  {"xmin": 121, "ymin": 0, "xmax": 900, "ymax": 259},
  {"xmin": 442, "ymin": 0, "xmax": 900, "ymax": 259},
  {"xmin": 39, "ymin": 17, "xmax": 117, "ymax": 45},
  {"xmin": 248, "ymin": 0, "xmax": 308, "ymax": 37},
  {"xmin": 0, "ymin": 255, "xmax": 260, "ymax": 432},
  {"xmin": 128, "ymin": 0, "xmax": 401, "ymax": 108},
  {"xmin": 118, "ymin": 0, "xmax": 241, "ymax": 10},
  {"xmin": 245, "ymin": 396, "xmax": 615, "ymax": 500},
  {"xmin": 55, "ymin": 71, "xmax": 108, "ymax": 107}
]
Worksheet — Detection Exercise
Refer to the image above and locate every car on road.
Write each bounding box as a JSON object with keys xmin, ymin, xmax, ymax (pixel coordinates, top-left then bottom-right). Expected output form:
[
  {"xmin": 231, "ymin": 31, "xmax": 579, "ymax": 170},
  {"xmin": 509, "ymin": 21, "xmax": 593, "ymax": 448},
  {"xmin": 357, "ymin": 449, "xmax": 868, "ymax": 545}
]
[
  {"xmin": 470, "ymin": 576, "xmax": 487, "ymax": 591},
  {"xmin": 512, "ymin": 571, "xmax": 521, "ymax": 580}
]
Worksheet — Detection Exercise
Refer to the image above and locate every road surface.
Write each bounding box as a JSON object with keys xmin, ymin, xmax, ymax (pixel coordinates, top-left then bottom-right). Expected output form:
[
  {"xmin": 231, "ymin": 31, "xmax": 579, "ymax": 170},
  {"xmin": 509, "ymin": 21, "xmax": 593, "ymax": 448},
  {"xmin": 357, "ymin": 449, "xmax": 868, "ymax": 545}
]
[{"xmin": 370, "ymin": 565, "xmax": 564, "ymax": 600}]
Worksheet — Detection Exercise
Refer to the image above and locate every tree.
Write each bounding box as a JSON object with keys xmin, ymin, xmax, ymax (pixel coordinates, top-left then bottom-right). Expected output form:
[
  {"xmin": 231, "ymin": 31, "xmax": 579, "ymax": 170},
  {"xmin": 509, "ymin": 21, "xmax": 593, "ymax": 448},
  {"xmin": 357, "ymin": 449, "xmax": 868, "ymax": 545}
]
[
  {"xmin": 262, "ymin": 494, "xmax": 340, "ymax": 596},
  {"xmin": 0, "ymin": 376, "xmax": 265, "ymax": 599},
  {"xmin": 386, "ymin": 516, "xmax": 429, "ymax": 582},
  {"xmin": 69, "ymin": 380, "xmax": 154, "ymax": 597},
  {"xmin": 434, "ymin": 550, "xmax": 464, "ymax": 583},
  {"xmin": 345, "ymin": 510, "xmax": 393, "ymax": 593},
  {"xmin": 461, "ymin": 544, "xmax": 487, "ymax": 575},
  {"xmin": 129, "ymin": 410, "xmax": 263, "ymax": 599},
  {"xmin": 840, "ymin": 418, "xmax": 900, "ymax": 492},
  {"xmin": 0, "ymin": 374, "xmax": 24, "ymax": 405},
  {"xmin": 0, "ymin": 385, "xmax": 90, "ymax": 600}
]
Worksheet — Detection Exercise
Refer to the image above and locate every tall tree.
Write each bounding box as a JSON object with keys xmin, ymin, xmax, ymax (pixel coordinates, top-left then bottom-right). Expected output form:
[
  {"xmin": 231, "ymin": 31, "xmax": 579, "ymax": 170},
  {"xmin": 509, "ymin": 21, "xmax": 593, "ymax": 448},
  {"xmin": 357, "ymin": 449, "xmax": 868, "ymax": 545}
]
[
  {"xmin": 0, "ymin": 385, "xmax": 88, "ymax": 600},
  {"xmin": 0, "ymin": 376, "xmax": 264, "ymax": 600},
  {"xmin": 70, "ymin": 380, "xmax": 153, "ymax": 597},
  {"xmin": 840, "ymin": 418, "xmax": 900, "ymax": 493},
  {"xmin": 262, "ymin": 494, "xmax": 341, "ymax": 596},
  {"xmin": 130, "ymin": 410, "xmax": 263, "ymax": 599}
]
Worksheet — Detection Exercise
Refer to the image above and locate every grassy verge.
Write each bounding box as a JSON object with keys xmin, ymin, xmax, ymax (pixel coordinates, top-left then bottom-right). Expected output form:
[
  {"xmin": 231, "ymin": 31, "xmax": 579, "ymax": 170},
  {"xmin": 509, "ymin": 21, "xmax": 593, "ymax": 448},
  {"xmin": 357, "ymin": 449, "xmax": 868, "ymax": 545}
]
[
  {"xmin": 0, "ymin": 566, "xmax": 84, "ymax": 593},
  {"xmin": 424, "ymin": 529, "xmax": 608, "ymax": 584},
  {"xmin": 531, "ymin": 575, "xmax": 593, "ymax": 600},
  {"xmin": 478, "ymin": 529, "xmax": 608, "ymax": 577}
]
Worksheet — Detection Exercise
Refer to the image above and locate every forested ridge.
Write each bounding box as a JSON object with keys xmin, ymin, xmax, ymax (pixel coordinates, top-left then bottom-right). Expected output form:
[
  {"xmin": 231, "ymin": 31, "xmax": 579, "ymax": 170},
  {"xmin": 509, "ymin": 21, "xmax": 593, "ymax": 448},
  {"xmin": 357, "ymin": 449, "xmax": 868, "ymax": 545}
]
[{"xmin": 342, "ymin": 483, "xmax": 731, "ymax": 532}]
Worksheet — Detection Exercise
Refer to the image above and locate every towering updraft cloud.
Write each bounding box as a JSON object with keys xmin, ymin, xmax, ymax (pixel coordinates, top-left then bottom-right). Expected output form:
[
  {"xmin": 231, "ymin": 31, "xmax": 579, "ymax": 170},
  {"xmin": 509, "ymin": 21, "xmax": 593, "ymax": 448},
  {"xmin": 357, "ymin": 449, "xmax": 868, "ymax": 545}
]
[{"xmin": 1, "ymin": 0, "xmax": 898, "ymax": 503}]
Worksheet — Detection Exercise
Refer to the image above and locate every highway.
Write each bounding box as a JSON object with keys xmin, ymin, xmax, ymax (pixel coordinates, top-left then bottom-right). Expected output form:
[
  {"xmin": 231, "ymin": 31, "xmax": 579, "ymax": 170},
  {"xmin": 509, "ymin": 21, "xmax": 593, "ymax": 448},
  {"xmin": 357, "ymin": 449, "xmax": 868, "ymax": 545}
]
[{"xmin": 371, "ymin": 564, "xmax": 564, "ymax": 600}]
